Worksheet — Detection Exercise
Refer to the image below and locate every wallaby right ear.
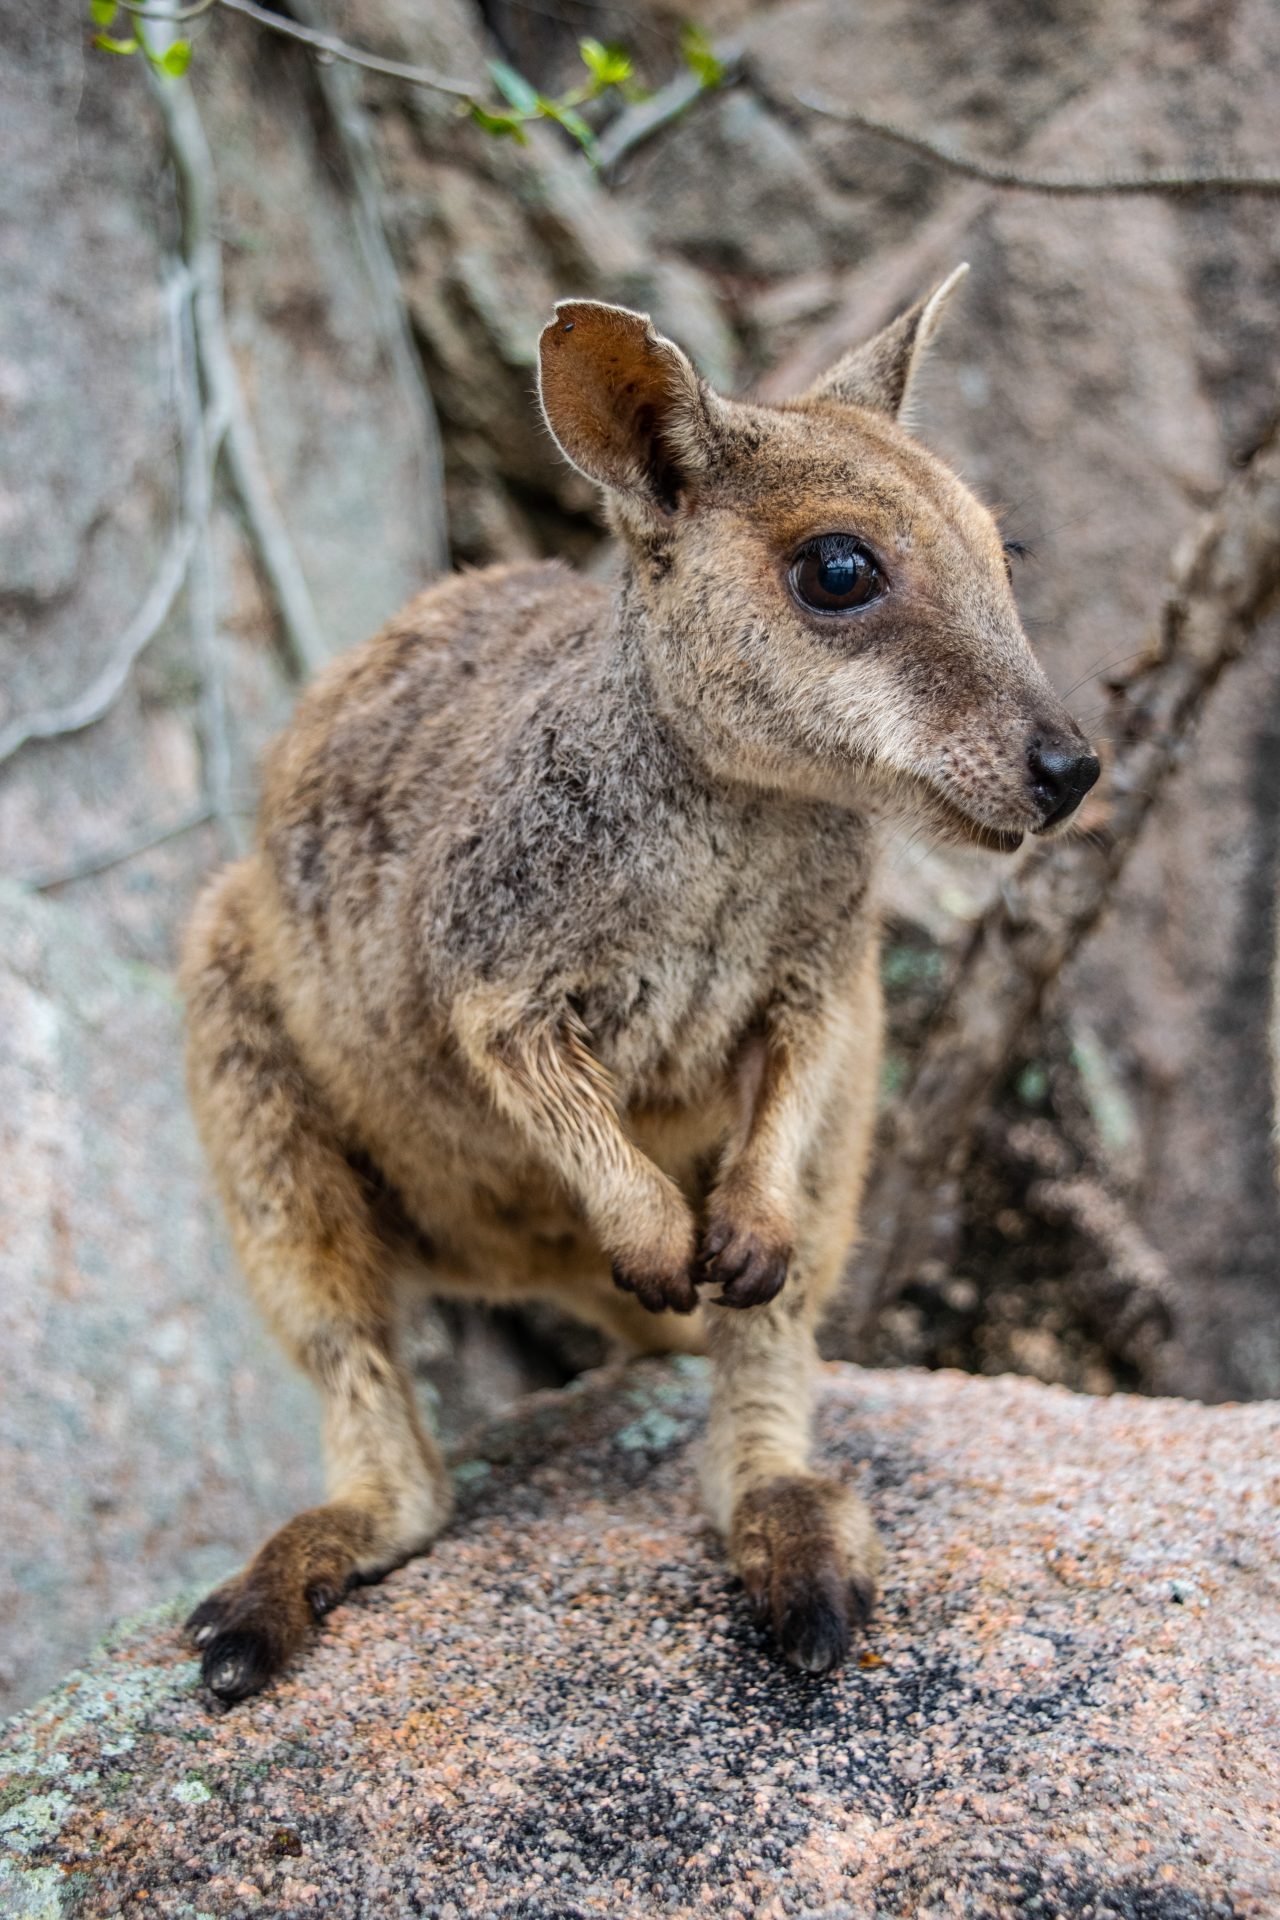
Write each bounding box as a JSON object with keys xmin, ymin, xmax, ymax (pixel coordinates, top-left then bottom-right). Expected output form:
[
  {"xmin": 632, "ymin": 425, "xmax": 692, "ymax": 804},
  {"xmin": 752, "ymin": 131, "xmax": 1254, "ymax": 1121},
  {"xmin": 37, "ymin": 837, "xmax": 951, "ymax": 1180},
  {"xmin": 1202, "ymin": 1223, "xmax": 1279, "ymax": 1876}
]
[
  {"xmin": 800, "ymin": 265, "xmax": 969, "ymax": 418},
  {"xmin": 538, "ymin": 301, "xmax": 722, "ymax": 515}
]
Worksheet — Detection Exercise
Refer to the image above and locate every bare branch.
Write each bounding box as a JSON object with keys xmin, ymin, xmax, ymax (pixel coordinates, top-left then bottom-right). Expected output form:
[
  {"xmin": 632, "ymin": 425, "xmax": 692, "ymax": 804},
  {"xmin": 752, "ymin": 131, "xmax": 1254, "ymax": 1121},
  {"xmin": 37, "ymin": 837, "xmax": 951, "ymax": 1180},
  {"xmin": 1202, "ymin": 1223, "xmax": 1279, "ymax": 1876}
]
[
  {"xmin": 116, "ymin": 0, "xmax": 219, "ymax": 20},
  {"xmin": 782, "ymin": 86, "xmax": 1280, "ymax": 196},
  {"xmin": 150, "ymin": 52, "xmax": 332, "ymax": 681},
  {"xmin": 168, "ymin": 242, "xmax": 243, "ymax": 857},
  {"xmin": 597, "ymin": 46, "xmax": 742, "ymax": 177},
  {"xmin": 0, "ymin": 521, "xmax": 195, "ymax": 769},
  {"xmin": 987, "ymin": 1116, "xmax": 1178, "ymax": 1387},
  {"xmin": 289, "ymin": 0, "xmax": 449, "ymax": 576},
  {"xmin": 829, "ymin": 419, "xmax": 1280, "ymax": 1351},
  {"xmin": 107, "ymin": 8, "xmax": 1280, "ymax": 199},
  {"xmin": 1028, "ymin": 1175, "xmax": 1175, "ymax": 1348},
  {"xmin": 215, "ymin": 0, "xmax": 477, "ymax": 100}
]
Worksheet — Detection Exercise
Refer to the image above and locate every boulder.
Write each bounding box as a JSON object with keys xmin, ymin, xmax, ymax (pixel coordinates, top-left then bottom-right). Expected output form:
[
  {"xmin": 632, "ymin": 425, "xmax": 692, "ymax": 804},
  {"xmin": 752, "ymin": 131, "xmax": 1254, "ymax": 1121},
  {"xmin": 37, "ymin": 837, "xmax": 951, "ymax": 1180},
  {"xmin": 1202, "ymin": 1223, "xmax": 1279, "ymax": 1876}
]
[
  {"xmin": 0, "ymin": 882, "xmax": 320, "ymax": 1726},
  {"xmin": 3, "ymin": 1358, "xmax": 1277, "ymax": 1917}
]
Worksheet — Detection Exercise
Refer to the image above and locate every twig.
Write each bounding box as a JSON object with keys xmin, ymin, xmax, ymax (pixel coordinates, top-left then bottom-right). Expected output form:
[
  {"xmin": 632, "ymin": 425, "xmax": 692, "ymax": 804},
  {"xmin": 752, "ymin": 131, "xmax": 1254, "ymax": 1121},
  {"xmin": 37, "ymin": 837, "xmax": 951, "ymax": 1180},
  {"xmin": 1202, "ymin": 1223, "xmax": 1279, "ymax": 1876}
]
[
  {"xmin": 986, "ymin": 1116, "xmax": 1177, "ymax": 1386},
  {"xmin": 289, "ymin": 0, "xmax": 449, "ymax": 576},
  {"xmin": 782, "ymin": 86, "xmax": 1280, "ymax": 196},
  {"xmin": 0, "ymin": 521, "xmax": 195, "ymax": 769},
  {"xmin": 828, "ymin": 419, "xmax": 1280, "ymax": 1353},
  {"xmin": 14, "ymin": 802, "xmax": 216, "ymax": 892},
  {"xmin": 596, "ymin": 45, "xmax": 742, "ymax": 177},
  {"xmin": 215, "ymin": 0, "xmax": 476, "ymax": 99},
  {"xmin": 1028, "ymin": 1175, "xmax": 1174, "ymax": 1340},
  {"xmin": 150, "ymin": 51, "xmax": 332, "ymax": 680},
  {"xmin": 168, "ymin": 241, "xmax": 242, "ymax": 856},
  {"xmin": 117, "ymin": 0, "xmax": 219, "ymax": 19},
  {"xmin": 105, "ymin": 8, "xmax": 1280, "ymax": 198}
]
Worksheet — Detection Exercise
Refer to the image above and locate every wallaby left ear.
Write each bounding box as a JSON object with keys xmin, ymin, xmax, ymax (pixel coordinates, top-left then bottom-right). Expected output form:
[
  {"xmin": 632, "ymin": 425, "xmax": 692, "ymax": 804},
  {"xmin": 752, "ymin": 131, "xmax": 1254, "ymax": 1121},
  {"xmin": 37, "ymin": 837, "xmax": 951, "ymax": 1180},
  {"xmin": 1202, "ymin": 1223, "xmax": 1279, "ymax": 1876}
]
[
  {"xmin": 800, "ymin": 264, "xmax": 969, "ymax": 418},
  {"xmin": 538, "ymin": 300, "xmax": 724, "ymax": 516}
]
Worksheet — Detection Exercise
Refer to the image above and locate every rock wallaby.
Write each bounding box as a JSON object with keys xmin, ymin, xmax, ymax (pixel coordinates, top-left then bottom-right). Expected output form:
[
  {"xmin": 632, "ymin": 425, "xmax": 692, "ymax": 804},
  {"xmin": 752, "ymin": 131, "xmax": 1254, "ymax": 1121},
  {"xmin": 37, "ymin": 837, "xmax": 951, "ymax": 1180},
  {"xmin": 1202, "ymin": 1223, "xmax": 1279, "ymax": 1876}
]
[{"xmin": 181, "ymin": 266, "xmax": 1099, "ymax": 1700}]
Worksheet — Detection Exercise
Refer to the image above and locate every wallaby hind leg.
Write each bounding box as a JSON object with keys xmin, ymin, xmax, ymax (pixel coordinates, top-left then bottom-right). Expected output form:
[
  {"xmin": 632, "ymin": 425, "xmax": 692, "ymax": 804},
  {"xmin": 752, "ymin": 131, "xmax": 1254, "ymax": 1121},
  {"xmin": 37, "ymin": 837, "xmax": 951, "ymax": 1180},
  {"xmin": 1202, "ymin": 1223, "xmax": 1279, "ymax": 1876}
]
[
  {"xmin": 701, "ymin": 1166, "xmax": 881, "ymax": 1676},
  {"xmin": 181, "ymin": 867, "xmax": 451, "ymax": 1702}
]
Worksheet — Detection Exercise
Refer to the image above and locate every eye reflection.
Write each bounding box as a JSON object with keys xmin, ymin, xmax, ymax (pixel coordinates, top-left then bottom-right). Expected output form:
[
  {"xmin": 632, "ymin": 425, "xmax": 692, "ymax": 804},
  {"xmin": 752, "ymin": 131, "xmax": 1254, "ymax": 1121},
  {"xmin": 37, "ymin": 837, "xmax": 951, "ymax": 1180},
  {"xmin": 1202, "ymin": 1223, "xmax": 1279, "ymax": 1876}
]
[{"xmin": 789, "ymin": 535, "xmax": 886, "ymax": 614}]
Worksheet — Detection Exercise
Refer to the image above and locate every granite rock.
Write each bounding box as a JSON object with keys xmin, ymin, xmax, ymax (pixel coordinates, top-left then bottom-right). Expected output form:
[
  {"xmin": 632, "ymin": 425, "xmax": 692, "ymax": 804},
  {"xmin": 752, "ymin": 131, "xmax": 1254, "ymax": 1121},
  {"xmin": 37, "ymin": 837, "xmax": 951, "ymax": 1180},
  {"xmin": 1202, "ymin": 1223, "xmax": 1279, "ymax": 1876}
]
[
  {"xmin": 0, "ymin": 882, "xmax": 321, "ymax": 1726},
  {"xmin": 2, "ymin": 1359, "xmax": 1277, "ymax": 1918}
]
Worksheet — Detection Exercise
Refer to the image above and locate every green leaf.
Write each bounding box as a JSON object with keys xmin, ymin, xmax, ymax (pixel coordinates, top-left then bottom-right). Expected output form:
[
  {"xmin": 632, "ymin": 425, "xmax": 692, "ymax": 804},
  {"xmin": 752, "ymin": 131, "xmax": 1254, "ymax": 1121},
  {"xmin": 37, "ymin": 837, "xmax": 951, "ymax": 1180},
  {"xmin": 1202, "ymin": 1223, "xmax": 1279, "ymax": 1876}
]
[
  {"xmin": 678, "ymin": 22, "xmax": 725, "ymax": 89},
  {"xmin": 539, "ymin": 97, "xmax": 600, "ymax": 162},
  {"xmin": 92, "ymin": 30, "xmax": 139, "ymax": 53},
  {"xmin": 487, "ymin": 58, "xmax": 540, "ymax": 115},
  {"xmin": 89, "ymin": 0, "xmax": 117, "ymax": 25},
  {"xmin": 468, "ymin": 101, "xmax": 529, "ymax": 143},
  {"xmin": 578, "ymin": 36, "xmax": 633, "ymax": 88},
  {"xmin": 160, "ymin": 39, "xmax": 192, "ymax": 75}
]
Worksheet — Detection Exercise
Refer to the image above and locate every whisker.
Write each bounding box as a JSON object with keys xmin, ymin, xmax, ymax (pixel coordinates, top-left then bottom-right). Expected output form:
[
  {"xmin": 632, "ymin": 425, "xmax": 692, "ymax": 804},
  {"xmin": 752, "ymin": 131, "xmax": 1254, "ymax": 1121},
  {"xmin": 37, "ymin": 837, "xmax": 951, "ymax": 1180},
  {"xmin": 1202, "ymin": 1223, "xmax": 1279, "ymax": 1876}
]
[
  {"xmin": 1056, "ymin": 650, "xmax": 1149, "ymax": 700},
  {"xmin": 1013, "ymin": 502, "xmax": 1114, "ymax": 545}
]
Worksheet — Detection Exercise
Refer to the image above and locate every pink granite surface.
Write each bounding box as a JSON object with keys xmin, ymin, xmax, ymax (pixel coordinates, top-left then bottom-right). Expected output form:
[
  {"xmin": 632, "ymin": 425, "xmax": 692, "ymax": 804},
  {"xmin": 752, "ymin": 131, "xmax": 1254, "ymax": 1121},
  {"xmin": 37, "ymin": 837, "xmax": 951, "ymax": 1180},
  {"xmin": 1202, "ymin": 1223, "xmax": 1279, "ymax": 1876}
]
[{"xmin": 2, "ymin": 1359, "xmax": 1277, "ymax": 1918}]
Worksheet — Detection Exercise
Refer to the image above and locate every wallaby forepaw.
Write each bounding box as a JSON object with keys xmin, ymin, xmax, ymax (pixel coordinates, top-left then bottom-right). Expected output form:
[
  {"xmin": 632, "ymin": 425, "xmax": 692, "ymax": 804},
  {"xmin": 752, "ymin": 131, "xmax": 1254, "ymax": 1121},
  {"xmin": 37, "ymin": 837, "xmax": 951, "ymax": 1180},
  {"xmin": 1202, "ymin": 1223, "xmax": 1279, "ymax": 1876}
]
[
  {"xmin": 732, "ymin": 1476, "xmax": 879, "ymax": 1675},
  {"xmin": 698, "ymin": 1216, "xmax": 791, "ymax": 1309}
]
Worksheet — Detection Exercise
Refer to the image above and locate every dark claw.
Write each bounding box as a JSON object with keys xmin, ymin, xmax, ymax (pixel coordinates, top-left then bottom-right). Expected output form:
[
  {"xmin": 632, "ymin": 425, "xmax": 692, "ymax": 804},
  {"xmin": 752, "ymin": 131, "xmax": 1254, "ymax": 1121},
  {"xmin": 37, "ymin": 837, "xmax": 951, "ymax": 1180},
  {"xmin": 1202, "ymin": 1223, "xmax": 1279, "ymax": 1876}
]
[
  {"xmin": 648, "ymin": 1273, "xmax": 698, "ymax": 1314},
  {"xmin": 700, "ymin": 1219, "xmax": 732, "ymax": 1264},
  {"xmin": 611, "ymin": 1259, "xmax": 698, "ymax": 1315},
  {"xmin": 714, "ymin": 1245, "xmax": 790, "ymax": 1310},
  {"xmin": 713, "ymin": 1247, "xmax": 752, "ymax": 1287},
  {"xmin": 847, "ymin": 1574, "xmax": 876, "ymax": 1632},
  {"xmin": 698, "ymin": 1217, "xmax": 791, "ymax": 1310},
  {"xmin": 777, "ymin": 1565, "xmax": 852, "ymax": 1675},
  {"xmin": 185, "ymin": 1593, "xmax": 227, "ymax": 1649},
  {"xmin": 745, "ymin": 1585, "xmax": 771, "ymax": 1627},
  {"xmin": 202, "ymin": 1626, "xmax": 280, "ymax": 1703},
  {"xmin": 307, "ymin": 1579, "xmax": 348, "ymax": 1620}
]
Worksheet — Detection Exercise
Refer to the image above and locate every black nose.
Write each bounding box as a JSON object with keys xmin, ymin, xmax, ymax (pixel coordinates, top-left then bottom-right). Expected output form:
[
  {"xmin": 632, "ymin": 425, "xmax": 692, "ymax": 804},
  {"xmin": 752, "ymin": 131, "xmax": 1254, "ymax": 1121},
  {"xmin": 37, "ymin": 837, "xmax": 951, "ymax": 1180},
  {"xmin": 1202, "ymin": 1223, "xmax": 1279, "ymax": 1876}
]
[{"xmin": 1028, "ymin": 736, "xmax": 1101, "ymax": 828}]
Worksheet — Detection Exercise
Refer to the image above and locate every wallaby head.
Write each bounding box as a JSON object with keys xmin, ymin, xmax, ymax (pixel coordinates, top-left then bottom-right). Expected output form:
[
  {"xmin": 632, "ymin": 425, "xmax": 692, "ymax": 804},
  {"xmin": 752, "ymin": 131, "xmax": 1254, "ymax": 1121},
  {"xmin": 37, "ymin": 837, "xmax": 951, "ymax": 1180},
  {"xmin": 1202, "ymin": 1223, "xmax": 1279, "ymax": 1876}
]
[{"xmin": 538, "ymin": 268, "xmax": 1098, "ymax": 852}]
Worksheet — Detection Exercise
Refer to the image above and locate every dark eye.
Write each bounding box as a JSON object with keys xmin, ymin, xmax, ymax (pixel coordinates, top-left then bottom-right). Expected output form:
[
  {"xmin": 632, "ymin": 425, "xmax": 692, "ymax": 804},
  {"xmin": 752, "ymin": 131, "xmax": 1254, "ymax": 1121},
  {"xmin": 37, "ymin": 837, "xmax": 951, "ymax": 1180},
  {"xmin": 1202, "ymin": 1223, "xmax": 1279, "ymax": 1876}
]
[
  {"xmin": 1002, "ymin": 537, "xmax": 1029, "ymax": 583},
  {"xmin": 788, "ymin": 535, "xmax": 886, "ymax": 614}
]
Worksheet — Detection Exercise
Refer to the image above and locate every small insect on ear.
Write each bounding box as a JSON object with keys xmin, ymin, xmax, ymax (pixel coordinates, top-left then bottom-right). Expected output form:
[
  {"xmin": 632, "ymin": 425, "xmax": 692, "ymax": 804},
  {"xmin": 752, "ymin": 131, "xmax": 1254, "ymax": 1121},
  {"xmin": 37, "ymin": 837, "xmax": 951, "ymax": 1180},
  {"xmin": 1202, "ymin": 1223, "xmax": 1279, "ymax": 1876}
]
[
  {"xmin": 800, "ymin": 263, "xmax": 970, "ymax": 419},
  {"xmin": 538, "ymin": 300, "xmax": 724, "ymax": 516}
]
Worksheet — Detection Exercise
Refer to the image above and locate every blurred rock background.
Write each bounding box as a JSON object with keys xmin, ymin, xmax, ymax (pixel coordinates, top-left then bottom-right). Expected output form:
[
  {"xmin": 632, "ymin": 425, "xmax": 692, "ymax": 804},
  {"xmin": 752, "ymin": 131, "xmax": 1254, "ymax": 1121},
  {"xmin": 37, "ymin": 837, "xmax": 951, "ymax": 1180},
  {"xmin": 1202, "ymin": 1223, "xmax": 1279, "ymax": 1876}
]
[{"xmin": 1, "ymin": 0, "xmax": 1277, "ymax": 1717}]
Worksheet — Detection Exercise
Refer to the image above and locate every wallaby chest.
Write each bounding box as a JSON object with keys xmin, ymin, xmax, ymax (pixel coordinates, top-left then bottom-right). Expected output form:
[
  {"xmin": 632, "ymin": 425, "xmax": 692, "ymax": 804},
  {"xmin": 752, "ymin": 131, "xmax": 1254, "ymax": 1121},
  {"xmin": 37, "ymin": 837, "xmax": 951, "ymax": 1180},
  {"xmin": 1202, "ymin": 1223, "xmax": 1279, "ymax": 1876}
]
[{"xmin": 567, "ymin": 792, "xmax": 875, "ymax": 1104}]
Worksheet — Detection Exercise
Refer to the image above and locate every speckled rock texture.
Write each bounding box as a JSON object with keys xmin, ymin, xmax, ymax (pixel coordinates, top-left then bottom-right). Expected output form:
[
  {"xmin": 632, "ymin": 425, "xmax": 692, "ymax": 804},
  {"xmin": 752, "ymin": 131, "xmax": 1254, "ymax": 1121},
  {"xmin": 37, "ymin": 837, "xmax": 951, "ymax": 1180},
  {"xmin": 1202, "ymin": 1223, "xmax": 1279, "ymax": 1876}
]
[{"xmin": 3, "ymin": 1360, "xmax": 1277, "ymax": 1918}]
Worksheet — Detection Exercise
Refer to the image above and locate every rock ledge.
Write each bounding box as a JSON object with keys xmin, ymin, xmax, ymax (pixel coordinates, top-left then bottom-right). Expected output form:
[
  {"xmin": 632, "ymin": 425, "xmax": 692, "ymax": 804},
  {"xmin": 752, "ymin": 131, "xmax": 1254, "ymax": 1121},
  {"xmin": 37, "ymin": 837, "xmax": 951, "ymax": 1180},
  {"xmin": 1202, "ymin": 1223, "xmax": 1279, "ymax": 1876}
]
[{"xmin": 2, "ymin": 1360, "xmax": 1278, "ymax": 1918}]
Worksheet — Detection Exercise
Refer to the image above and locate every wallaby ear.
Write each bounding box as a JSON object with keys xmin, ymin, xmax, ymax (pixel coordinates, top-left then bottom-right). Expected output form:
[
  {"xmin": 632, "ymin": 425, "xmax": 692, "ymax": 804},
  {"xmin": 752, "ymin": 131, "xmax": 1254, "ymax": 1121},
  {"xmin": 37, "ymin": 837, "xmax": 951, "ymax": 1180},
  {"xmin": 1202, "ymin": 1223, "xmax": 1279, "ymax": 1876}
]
[
  {"xmin": 538, "ymin": 300, "xmax": 721, "ymax": 514},
  {"xmin": 801, "ymin": 264, "xmax": 970, "ymax": 418}
]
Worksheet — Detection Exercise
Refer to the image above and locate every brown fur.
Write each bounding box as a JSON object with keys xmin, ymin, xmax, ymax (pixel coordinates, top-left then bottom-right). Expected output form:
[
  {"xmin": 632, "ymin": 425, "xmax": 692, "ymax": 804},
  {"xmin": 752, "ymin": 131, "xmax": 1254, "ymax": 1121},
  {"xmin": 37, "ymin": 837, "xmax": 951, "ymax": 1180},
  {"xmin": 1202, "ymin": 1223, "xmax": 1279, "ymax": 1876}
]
[{"xmin": 180, "ymin": 269, "xmax": 1097, "ymax": 1698}]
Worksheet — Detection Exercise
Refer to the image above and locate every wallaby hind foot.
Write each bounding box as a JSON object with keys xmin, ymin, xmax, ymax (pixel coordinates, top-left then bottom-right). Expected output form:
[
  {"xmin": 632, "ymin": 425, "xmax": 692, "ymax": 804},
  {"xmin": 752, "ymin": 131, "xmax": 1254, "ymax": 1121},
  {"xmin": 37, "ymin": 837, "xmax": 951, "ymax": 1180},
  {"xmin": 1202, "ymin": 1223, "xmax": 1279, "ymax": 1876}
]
[{"xmin": 732, "ymin": 1476, "xmax": 881, "ymax": 1674}]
